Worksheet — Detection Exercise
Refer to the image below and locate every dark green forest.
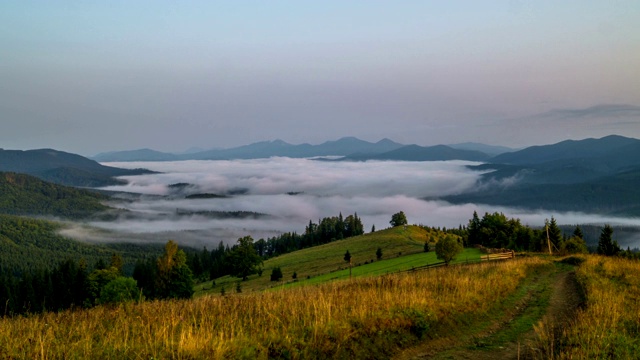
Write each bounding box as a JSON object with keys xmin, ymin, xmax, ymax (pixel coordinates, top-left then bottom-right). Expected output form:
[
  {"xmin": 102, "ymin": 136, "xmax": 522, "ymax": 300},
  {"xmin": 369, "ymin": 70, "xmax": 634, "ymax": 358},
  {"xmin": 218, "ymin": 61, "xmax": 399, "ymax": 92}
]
[{"xmin": 0, "ymin": 172, "xmax": 109, "ymax": 218}]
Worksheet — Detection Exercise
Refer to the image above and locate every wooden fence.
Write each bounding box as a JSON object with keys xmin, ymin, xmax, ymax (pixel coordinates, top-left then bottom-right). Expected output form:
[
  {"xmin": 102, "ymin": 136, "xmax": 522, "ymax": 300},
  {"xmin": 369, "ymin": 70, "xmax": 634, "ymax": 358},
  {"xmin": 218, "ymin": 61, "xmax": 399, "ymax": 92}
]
[
  {"xmin": 480, "ymin": 251, "xmax": 515, "ymax": 262},
  {"xmin": 402, "ymin": 251, "xmax": 516, "ymax": 273}
]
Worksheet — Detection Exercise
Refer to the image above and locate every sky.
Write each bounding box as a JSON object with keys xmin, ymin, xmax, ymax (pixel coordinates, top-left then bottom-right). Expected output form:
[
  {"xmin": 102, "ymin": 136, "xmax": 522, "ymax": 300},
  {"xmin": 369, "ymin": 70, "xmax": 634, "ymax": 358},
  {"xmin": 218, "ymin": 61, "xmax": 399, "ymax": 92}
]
[{"xmin": 1, "ymin": 1, "xmax": 639, "ymax": 155}]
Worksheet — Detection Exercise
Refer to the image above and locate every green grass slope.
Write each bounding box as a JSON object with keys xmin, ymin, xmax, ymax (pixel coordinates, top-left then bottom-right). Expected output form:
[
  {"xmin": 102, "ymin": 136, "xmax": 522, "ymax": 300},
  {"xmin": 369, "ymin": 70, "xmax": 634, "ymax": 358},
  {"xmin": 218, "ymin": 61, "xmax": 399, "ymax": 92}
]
[{"xmin": 197, "ymin": 225, "xmax": 466, "ymax": 295}]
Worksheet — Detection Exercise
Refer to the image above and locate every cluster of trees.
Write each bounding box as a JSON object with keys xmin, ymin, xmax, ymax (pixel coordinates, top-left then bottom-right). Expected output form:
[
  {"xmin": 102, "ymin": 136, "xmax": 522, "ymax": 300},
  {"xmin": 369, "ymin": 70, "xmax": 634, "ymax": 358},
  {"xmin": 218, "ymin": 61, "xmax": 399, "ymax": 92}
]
[
  {"xmin": 133, "ymin": 241, "xmax": 195, "ymax": 300},
  {"xmin": 185, "ymin": 213, "xmax": 364, "ymax": 281},
  {"xmin": 465, "ymin": 211, "xmax": 628, "ymax": 257},
  {"xmin": 0, "ymin": 241, "xmax": 193, "ymax": 317}
]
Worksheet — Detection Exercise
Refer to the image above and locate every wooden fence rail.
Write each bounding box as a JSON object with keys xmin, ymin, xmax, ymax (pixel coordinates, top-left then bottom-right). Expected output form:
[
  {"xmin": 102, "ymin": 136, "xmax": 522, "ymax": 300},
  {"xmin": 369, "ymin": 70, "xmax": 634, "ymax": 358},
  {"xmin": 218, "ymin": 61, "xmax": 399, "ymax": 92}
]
[
  {"xmin": 480, "ymin": 251, "xmax": 515, "ymax": 261},
  {"xmin": 403, "ymin": 251, "xmax": 516, "ymax": 273}
]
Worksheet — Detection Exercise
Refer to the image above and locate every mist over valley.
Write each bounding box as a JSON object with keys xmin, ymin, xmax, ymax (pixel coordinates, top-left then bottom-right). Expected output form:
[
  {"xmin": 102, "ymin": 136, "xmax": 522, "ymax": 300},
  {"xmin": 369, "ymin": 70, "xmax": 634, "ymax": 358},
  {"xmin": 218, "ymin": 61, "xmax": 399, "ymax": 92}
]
[{"xmin": 63, "ymin": 157, "xmax": 640, "ymax": 249}]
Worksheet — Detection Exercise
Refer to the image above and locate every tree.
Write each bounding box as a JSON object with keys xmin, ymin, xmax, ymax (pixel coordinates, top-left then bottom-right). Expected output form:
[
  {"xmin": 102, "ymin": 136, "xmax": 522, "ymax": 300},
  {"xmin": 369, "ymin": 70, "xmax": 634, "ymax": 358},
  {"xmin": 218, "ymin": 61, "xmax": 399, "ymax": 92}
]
[
  {"xmin": 371, "ymin": 224, "xmax": 376, "ymax": 233},
  {"xmin": 344, "ymin": 250, "xmax": 352, "ymax": 263},
  {"xmin": 424, "ymin": 241, "xmax": 430, "ymax": 252},
  {"xmin": 155, "ymin": 240, "xmax": 194, "ymax": 299},
  {"xmin": 376, "ymin": 247, "xmax": 383, "ymax": 260},
  {"xmin": 573, "ymin": 225, "xmax": 584, "ymax": 239},
  {"xmin": 99, "ymin": 277, "xmax": 139, "ymax": 304},
  {"xmin": 597, "ymin": 224, "xmax": 621, "ymax": 256},
  {"xmin": 109, "ymin": 253, "xmax": 123, "ymax": 275},
  {"xmin": 227, "ymin": 236, "xmax": 263, "ymax": 280},
  {"xmin": 547, "ymin": 217, "xmax": 563, "ymax": 250},
  {"xmin": 292, "ymin": 271, "xmax": 297, "ymax": 280},
  {"xmin": 467, "ymin": 211, "xmax": 481, "ymax": 245},
  {"xmin": 270, "ymin": 267, "xmax": 283, "ymax": 282},
  {"xmin": 435, "ymin": 235, "xmax": 463, "ymax": 265},
  {"xmin": 390, "ymin": 211, "xmax": 408, "ymax": 227}
]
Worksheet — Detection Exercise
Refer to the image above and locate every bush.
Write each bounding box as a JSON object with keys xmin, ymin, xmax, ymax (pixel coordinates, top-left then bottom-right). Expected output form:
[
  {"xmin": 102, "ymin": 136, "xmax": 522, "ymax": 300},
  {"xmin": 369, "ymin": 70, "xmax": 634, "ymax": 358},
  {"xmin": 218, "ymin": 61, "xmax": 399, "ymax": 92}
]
[
  {"xmin": 99, "ymin": 277, "xmax": 139, "ymax": 304},
  {"xmin": 270, "ymin": 267, "xmax": 283, "ymax": 282}
]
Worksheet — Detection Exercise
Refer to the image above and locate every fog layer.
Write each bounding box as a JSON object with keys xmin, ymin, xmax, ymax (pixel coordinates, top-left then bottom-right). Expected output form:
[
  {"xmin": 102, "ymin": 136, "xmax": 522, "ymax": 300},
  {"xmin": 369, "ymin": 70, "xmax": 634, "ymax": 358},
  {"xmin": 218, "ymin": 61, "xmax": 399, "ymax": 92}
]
[{"xmin": 72, "ymin": 159, "xmax": 640, "ymax": 248}]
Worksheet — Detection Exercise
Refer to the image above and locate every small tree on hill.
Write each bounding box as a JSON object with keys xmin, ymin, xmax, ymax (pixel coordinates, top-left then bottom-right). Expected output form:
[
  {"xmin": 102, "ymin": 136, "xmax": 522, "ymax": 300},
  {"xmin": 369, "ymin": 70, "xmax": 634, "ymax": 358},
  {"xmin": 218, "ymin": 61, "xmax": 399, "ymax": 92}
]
[
  {"xmin": 376, "ymin": 247, "xmax": 383, "ymax": 260},
  {"xmin": 390, "ymin": 211, "xmax": 408, "ymax": 227},
  {"xmin": 435, "ymin": 235, "xmax": 463, "ymax": 265},
  {"xmin": 344, "ymin": 250, "xmax": 352, "ymax": 263},
  {"xmin": 270, "ymin": 267, "xmax": 283, "ymax": 282},
  {"xmin": 227, "ymin": 236, "xmax": 263, "ymax": 280},
  {"xmin": 424, "ymin": 240, "xmax": 430, "ymax": 252}
]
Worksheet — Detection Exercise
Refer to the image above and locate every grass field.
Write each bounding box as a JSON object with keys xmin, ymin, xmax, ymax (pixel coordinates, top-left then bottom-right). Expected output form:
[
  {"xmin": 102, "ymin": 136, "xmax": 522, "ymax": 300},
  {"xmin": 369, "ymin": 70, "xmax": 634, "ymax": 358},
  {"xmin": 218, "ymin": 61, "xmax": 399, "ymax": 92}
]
[
  {"xmin": 196, "ymin": 225, "xmax": 450, "ymax": 294},
  {"xmin": 0, "ymin": 256, "xmax": 548, "ymax": 359},
  {"xmin": 533, "ymin": 255, "xmax": 640, "ymax": 359}
]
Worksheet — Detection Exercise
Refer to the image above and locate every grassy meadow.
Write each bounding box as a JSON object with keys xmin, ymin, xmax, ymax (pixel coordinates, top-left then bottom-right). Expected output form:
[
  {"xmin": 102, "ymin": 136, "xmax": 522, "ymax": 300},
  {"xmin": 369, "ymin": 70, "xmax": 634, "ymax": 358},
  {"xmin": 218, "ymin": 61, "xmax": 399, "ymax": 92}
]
[
  {"xmin": 0, "ymin": 256, "xmax": 549, "ymax": 359},
  {"xmin": 196, "ymin": 225, "xmax": 451, "ymax": 294},
  {"xmin": 533, "ymin": 255, "xmax": 640, "ymax": 359}
]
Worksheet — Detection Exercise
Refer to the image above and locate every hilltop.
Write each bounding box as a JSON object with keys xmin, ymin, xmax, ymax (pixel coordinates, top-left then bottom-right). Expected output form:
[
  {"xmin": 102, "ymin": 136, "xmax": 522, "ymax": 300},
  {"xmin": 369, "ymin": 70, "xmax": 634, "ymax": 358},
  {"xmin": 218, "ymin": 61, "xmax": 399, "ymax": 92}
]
[
  {"xmin": 444, "ymin": 135, "xmax": 640, "ymax": 216},
  {"xmin": 0, "ymin": 172, "xmax": 109, "ymax": 218},
  {"xmin": 0, "ymin": 148, "xmax": 153, "ymax": 187},
  {"xmin": 197, "ymin": 225, "xmax": 475, "ymax": 294}
]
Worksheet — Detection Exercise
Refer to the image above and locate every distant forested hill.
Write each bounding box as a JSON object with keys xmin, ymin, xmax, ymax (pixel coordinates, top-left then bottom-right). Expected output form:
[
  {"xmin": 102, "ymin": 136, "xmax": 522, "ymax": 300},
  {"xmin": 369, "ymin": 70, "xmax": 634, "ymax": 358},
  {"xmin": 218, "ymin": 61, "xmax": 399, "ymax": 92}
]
[
  {"xmin": 0, "ymin": 148, "xmax": 152, "ymax": 186},
  {"xmin": 444, "ymin": 135, "xmax": 640, "ymax": 216},
  {"xmin": 0, "ymin": 213, "xmax": 164, "ymax": 274},
  {"xmin": 0, "ymin": 172, "xmax": 109, "ymax": 218}
]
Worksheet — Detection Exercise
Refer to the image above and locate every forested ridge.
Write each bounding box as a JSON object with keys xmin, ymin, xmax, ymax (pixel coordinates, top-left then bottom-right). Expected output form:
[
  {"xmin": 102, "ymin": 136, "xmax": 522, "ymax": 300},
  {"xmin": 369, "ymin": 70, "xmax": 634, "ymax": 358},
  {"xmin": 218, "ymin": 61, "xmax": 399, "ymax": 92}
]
[{"xmin": 0, "ymin": 172, "xmax": 108, "ymax": 218}]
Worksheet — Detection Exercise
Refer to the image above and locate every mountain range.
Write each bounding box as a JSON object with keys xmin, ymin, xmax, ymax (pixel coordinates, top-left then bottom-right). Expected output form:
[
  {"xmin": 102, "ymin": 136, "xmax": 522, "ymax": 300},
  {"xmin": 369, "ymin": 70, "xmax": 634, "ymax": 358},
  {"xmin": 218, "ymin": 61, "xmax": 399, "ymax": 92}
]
[
  {"xmin": 442, "ymin": 135, "xmax": 640, "ymax": 215},
  {"xmin": 92, "ymin": 137, "xmax": 512, "ymax": 162},
  {"xmin": 3, "ymin": 134, "xmax": 640, "ymax": 216}
]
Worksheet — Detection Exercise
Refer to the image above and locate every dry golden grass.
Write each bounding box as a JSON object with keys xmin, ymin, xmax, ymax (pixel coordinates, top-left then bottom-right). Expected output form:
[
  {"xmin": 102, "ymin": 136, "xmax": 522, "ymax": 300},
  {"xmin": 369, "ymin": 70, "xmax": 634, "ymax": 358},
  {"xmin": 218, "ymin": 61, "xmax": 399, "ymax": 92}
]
[
  {"xmin": 533, "ymin": 255, "xmax": 640, "ymax": 359},
  {"xmin": 0, "ymin": 257, "xmax": 548, "ymax": 359}
]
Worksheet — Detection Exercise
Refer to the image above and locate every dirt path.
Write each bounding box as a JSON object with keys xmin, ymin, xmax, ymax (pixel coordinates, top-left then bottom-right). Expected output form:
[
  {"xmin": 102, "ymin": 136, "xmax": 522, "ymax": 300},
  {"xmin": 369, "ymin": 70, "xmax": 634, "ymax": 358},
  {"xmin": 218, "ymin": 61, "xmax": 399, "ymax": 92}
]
[{"xmin": 394, "ymin": 265, "xmax": 583, "ymax": 360}]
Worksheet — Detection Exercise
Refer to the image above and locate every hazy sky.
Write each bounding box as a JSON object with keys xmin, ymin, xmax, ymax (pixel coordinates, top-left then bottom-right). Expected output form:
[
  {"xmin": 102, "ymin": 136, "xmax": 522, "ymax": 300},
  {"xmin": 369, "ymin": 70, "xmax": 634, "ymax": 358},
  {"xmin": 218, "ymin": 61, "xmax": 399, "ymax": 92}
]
[{"xmin": 2, "ymin": 1, "xmax": 639, "ymax": 155}]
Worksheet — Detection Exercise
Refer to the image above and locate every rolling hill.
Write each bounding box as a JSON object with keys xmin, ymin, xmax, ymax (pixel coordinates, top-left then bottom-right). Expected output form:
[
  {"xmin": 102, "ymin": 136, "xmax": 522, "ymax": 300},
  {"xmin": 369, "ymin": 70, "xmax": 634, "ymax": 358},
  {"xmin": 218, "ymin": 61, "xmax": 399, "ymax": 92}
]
[
  {"xmin": 445, "ymin": 135, "xmax": 640, "ymax": 215},
  {"xmin": 0, "ymin": 172, "xmax": 109, "ymax": 218},
  {"xmin": 196, "ymin": 225, "xmax": 469, "ymax": 294},
  {"xmin": 0, "ymin": 148, "xmax": 153, "ymax": 186}
]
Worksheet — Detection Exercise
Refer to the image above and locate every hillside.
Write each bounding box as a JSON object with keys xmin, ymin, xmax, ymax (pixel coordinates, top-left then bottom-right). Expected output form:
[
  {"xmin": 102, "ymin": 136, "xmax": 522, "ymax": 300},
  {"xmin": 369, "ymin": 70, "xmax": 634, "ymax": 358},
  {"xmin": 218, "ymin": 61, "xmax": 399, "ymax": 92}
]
[
  {"xmin": 447, "ymin": 135, "xmax": 640, "ymax": 215},
  {"xmin": 0, "ymin": 214, "xmax": 164, "ymax": 273},
  {"xmin": 198, "ymin": 225, "xmax": 460, "ymax": 294},
  {"xmin": 0, "ymin": 172, "xmax": 110, "ymax": 218},
  {"xmin": 6, "ymin": 253, "xmax": 633, "ymax": 359},
  {"xmin": 0, "ymin": 148, "xmax": 153, "ymax": 186}
]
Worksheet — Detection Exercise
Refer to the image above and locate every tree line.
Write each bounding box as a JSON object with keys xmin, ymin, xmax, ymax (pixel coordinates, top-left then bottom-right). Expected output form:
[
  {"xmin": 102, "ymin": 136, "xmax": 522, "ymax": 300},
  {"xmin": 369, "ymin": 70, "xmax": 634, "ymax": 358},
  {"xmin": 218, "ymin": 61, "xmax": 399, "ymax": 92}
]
[
  {"xmin": 461, "ymin": 211, "xmax": 628, "ymax": 257},
  {"xmin": 0, "ymin": 241, "xmax": 194, "ymax": 317},
  {"xmin": 185, "ymin": 212, "xmax": 364, "ymax": 281}
]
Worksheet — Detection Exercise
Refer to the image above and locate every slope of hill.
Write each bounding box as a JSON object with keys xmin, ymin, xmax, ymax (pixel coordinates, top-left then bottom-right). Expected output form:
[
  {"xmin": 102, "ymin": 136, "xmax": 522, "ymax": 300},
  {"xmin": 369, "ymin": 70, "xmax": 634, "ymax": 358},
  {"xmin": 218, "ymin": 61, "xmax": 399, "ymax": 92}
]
[
  {"xmin": 446, "ymin": 135, "xmax": 640, "ymax": 215},
  {"xmin": 0, "ymin": 148, "xmax": 153, "ymax": 186},
  {"xmin": 0, "ymin": 172, "xmax": 109, "ymax": 218},
  {"xmin": 0, "ymin": 213, "xmax": 164, "ymax": 273},
  {"xmin": 198, "ymin": 225, "xmax": 450, "ymax": 294},
  {"xmin": 489, "ymin": 135, "xmax": 640, "ymax": 166}
]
